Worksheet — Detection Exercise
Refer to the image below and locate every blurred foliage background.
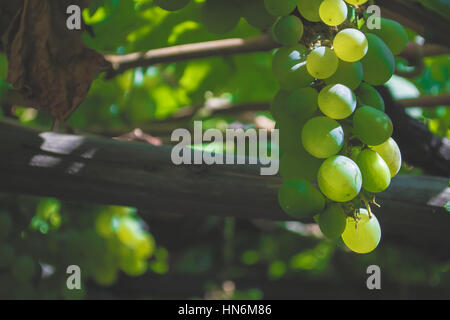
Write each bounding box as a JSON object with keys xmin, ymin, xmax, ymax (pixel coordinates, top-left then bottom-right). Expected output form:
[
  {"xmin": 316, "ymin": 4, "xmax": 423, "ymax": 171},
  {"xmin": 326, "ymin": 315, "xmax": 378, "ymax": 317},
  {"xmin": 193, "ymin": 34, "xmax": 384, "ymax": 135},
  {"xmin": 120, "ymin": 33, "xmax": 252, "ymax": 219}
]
[{"xmin": 0, "ymin": 0, "xmax": 449, "ymax": 299}]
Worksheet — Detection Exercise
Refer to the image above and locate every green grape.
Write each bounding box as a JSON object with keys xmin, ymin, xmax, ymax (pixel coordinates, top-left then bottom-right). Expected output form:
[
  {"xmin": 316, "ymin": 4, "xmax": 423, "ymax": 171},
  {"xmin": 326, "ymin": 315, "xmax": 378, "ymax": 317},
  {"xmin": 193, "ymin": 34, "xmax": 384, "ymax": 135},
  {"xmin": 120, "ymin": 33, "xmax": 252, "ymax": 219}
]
[
  {"xmin": 319, "ymin": 0, "xmax": 348, "ymax": 26},
  {"xmin": 276, "ymin": 104, "xmax": 317, "ymax": 154},
  {"xmin": 297, "ymin": 0, "xmax": 322, "ymax": 22},
  {"xmin": 270, "ymin": 90, "xmax": 290, "ymax": 121},
  {"xmin": 317, "ymin": 155, "xmax": 362, "ymax": 202},
  {"xmin": 0, "ymin": 243, "xmax": 15, "ymax": 267},
  {"xmin": 302, "ymin": 117, "xmax": 345, "ymax": 159},
  {"xmin": 344, "ymin": 0, "xmax": 368, "ymax": 5},
  {"xmin": 333, "ymin": 29, "xmax": 368, "ymax": 62},
  {"xmin": 241, "ymin": 0, "xmax": 277, "ymax": 30},
  {"xmin": 307, "ymin": 46, "xmax": 339, "ymax": 79},
  {"xmin": 325, "ymin": 61, "xmax": 363, "ymax": 90},
  {"xmin": 264, "ymin": 0, "xmax": 297, "ymax": 16},
  {"xmin": 370, "ymin": 138, "xmax": 402, "ymax": 177},
  {"xmin": 116, "ymin": 217, "xmax": 142, "ymax": 246},
  {"xmin": 135, "ymin": 233, "xmax": 156, "ymax": 259},
  {"xmin": 361, "ymin": 34, "xmax": 395, "ymax": 85},
  {"xmin": 93, "ymin": 263, "xmax": 118, "ymax": 286},
  {"xmin": 154, "ymin": 0, "xmax": 190, "ymax": 11},
  {"xmin": 120, "ymin": 254, "xmax": 148, "ymax": 277},
  {"xmin": 356, "ymin": 149, "xmax": 391, "ymax": 193},
  {"xmin": 95, "ymin": 211, "xmax": 114, "ymax": 237},
  {"xmin": 272, "ymin": 45, "xmax": 314, "ymax": 89},
  {"xmin": 342, "ymin": 209, "xmax": 381, "ymax": 254},
  {"xmin": 0, "ymin": 212, "xmax": 13, "ymax": 239},
  {"xmin": 362, "ymin": 18, "xmax": 408, "ymax": 55},
  {"xmin": 355, "ymin": 83, "xmax": 385, "ymax": 111},
  {"xmin": 273, "ymin": 15, "xmax": 304, "ymax": 46},
  {"xmin": 280, "ymin": 146, "xmax": 323, "ymax": 182},
  {"xmin": 11, "ymin": 255, "xmax": 37, "ymax": 282},
  {"xmin": 276, "ymin": 115, "xmax": 302, "ymax": 153},
  {"xmin": 285, "ymin": 87, "xmax": 319, "ymax": 120},
  {"xmin": 278, "ymin": 179, "xmax": 326, "ymax": 219},
  {"xmin": 318, "ymin": 84, "xmax": 357, "ymax": 119},
  {"xmin": 201, "ymin": 0, "xmax": 241, "ymax": 34},
  {"xmin": 353, "ymin": 106, "xmax": 393, "ymax": 146},
  {"xmin": 318, "ymin": 204, "xmax": 348, "ymax": 239}
]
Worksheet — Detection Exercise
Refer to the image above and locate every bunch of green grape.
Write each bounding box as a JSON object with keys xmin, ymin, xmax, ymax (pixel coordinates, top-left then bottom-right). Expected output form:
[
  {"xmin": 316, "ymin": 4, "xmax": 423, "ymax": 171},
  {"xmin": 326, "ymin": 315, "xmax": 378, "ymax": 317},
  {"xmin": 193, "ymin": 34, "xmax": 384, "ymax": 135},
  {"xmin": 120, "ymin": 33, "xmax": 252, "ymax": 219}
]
[
  {"xmin": 268, "ymin": 0, "xmax": 406, "ymax": 254},
  {"xmin": 0, "ymin": 199, "xmax": 157, "ymax": 299}
]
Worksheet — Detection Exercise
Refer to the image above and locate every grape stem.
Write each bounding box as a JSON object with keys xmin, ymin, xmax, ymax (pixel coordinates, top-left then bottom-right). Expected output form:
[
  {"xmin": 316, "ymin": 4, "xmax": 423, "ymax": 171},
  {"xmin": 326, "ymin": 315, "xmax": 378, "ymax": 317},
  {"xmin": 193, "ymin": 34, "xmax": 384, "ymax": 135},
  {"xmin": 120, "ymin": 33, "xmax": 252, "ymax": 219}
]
[
  {"xmin": 360, "ymin": 193, "xmax": 374, "ymax": 219},
  {"xmin": 371, "ymin": 196, "xmax": 381, "ymax": 208}
]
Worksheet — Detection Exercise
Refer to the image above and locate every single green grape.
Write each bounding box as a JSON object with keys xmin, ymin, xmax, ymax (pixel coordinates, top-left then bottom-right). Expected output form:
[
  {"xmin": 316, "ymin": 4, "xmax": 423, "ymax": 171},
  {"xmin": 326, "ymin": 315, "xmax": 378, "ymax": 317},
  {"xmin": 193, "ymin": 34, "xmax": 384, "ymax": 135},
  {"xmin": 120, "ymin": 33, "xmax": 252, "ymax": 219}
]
[
  {"xmin": 278, "ymin": 179, "xmax": 326, "ymax": 219},
  {"xmin": 319, "ymin": 0, "xmax": 348, "ymax": 26},
  {"xmin": 95, "ymin": 211, "xmax": 114, "ymax": 237},
  {"xmin": 135, "ymin": 233, "xmax": 156, "ymax": 259},
  {"xmin": 116, "ymin": 217, "xmax": 143, "ymax": 246},
  {"xmin": 318, "ymin": 84, "xmax": 357, "ymax": 119},
  {"xmin": 279, "ymin": 146, "xmax": 323, "ymax": 182},
  {"xmin": 302, "ymin": 117, "xmax": 345, "ymax": 159},
  {"xmin": 356, "ymin": 149, "xmax": 391, "ymax": 193},
  {"xmin": 355, "ymin": 83, "xmax": 385, "ymax": 111},
  {"xmin": 362, "ymin": 18, "xmax": 408, "ymax": 55},
  {"xmin": 306, "ymin": 46, "xmax": 339, "ymax": 79},
  {"xmin": 242, "ymin": 0, "xmax": 277, "ymax": 30},
  {"xmin": 333, "ymin": 28, "xmax": 368, "ymax": 62},
  {"xmin": 273, "ymin": 15, "xmax": 304, "ymax": 46},
  {"xmin": 370, "ymin": 138, "xmax": 402, "ymax": 177},
  {"xmin": 154, "ymin": 0, "xmax": 190, "ymax": 11},
  {"xmin": 318, "ymin": 155, "xmax": 362, "ymax": 202},
  {"xmin": 264, "ymin": 0, "xmax": 297, "ymax": 16},
  {"xmin": 342, "ymin": 209, "xmax": 381, "ymax": 254},
  {"xmin": 92, "ymin": 263, "xmax": 118, "ymax": 286},
  {"xmin": 201, "ymin": 0, "xmax": 241, "ymax": 34},
  {"xmin": 318, "ymin": 204, "xmax": 348, "ymax": 239},
  {"xmin": 272, "ymin": 45, "xmax": 314, "ymax": 89},
  {"xmin": 297, "ymin": 0, "xmax": 322, "ymax": 22},
  {"xmin": 276, "ymin": 114, "xmax": 304, "ymax": 153},
  {"xmin": 325, "ymin": 61, "xmax": 363, "ymax": 90},
  {"xmin": 361, "ymin": 33, "xmax": 395, "ymax": 85},
  {"xmin": 119, "ymin": 253, "xmax": 148, "ymax": 277},
  {"xmin": 344, "ymin": 0, "xmax": 368, "ymax": 5},
  {"xmin": 270, "ymin": 89, "xmax": 290, "ymax": 121},
  {"xmin": 353, "ymin": 106, "xmax": 393, "ymax": 146},
  {"xmin": 285, "ymin": 87, "xmax": 319, "ymax": 120}
]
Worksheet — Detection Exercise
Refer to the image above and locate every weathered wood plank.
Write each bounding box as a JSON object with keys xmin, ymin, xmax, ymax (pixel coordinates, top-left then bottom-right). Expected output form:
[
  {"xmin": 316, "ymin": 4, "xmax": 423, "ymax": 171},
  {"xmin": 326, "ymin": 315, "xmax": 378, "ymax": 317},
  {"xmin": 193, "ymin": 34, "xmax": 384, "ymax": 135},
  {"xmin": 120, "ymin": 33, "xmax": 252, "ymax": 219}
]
[{"xmin": 0, "ymin": 121, "xmax": 448, "ymax": 246}]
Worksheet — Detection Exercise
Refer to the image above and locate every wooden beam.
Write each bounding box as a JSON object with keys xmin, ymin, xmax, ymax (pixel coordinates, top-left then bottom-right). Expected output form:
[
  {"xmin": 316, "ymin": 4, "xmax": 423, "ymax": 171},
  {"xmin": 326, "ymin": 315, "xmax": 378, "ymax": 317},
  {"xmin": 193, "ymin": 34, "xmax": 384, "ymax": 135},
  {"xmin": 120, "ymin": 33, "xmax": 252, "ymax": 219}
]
[{"xmin": 0, "ymin": 121, "xmax": 448, "ymax": 246}]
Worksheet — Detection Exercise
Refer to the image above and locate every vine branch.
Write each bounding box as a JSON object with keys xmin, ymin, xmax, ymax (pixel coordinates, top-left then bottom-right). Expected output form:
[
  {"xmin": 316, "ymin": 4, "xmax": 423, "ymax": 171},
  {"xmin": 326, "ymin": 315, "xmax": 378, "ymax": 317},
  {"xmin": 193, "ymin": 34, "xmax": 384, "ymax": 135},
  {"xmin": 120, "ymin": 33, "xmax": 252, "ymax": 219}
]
[
  {"xmin": 104, "ymin": 35, "xmax": 279, "ymax": 79},
  {"xmin": 103, "ymin": 34, "xmax": 448, "ymax": 80}
]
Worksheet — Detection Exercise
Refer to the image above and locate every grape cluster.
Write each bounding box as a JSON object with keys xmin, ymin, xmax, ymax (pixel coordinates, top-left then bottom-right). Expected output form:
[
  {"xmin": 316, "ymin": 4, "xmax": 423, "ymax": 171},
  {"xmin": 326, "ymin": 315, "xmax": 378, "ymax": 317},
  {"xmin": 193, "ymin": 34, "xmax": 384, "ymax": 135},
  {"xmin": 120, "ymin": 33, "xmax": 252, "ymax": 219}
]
[
  {"xmin": 0, "ymin": 199, "xmax": 156, "ymax": 299},
  {"xmin": 155, "ymin": 0, "xmax": 406, "ymax": 254},
  {"xmin": 269, "ymin": 0, "xmax": 405, "ymax": 254}
]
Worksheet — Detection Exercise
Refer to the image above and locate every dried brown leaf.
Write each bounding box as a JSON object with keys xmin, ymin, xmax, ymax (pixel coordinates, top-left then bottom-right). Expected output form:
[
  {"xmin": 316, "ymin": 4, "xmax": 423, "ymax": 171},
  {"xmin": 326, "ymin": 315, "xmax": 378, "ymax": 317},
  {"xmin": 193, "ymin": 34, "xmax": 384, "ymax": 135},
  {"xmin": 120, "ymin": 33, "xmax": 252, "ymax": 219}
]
[{"xmin": 2, "ymin": 0, "xmax": 108, "ymax": 123}]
